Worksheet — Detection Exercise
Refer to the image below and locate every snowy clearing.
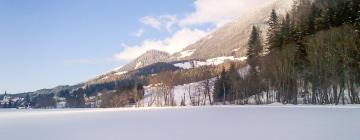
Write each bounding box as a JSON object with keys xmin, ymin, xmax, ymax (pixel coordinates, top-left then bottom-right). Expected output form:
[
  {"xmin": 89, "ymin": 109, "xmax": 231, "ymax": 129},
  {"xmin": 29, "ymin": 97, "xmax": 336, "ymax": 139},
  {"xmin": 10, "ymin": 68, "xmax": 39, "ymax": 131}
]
[
  {"xmin": 0, "ymin": 106, "xmax": 359, "ymax": 140},
  {"xmin": 174, "ymin": 56, "xmax": 247, "ymax": 69},
  {"xmin": 178, "ymin": 49, "xmax": 196, "ymax": 58},
  {"xmin": 115, "ymin": 71, "xmax": 127, "ymax": 76},
  {"xmin": 141, "ymin": 79, "xmax": 215, "ymax": 107}
]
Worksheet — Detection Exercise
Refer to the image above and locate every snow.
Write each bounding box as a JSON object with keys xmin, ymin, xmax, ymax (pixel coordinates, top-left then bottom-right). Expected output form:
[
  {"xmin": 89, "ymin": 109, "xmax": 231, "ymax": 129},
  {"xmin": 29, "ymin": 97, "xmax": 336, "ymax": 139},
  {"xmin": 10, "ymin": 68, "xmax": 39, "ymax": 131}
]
[
  {"xmin": 206, "ymin": 56, "xmax": 235, "ymax": 65},
  {"xmin": 174, "ymin": 56, "xmax": 247, "ymax": 69},
  {"xmin": 101, "ymin": 76, "xmax": 108, "ymax": 80},
  {"xmin": 236, "ymin": 56, "xmax": 247, "ymax": 61},
  {"xmin": 135, "ymin": 62, "xmax": 143, "ymax": 69},
  {"xmin": 0, "ymin": 106, "xmax": 359, "ymax": 140},
  {"xmin": 232, "ymin": 48, "xmax": 240, "ymax": 52},
  {"xmin": 112, "ymin": 65, "xmax": 123, "ymax": 71},
  {"xmin": 87, "ymin": 65, "xmax": 125, "ymax": 83},
  {"xmin": 178, "ymin": 49, "xmax": 195, "ymax": 58},
  {"xmin": 173, "ymin": 62, "xmax": 193, "ymax": 69},
  {"xmin": 115, "ymin": 71, "xmax": 127, "ymax": 76},
  {"xmin": 238, "ymin": 64, "xmax": 250, "ymax": 78},
  {"xmin": 268, "ymin": 102, "xmax": 285, "ymax": 106},
  {"xmin": 56, "ymin": 101, "xmax": 66, "ymax": 108}
]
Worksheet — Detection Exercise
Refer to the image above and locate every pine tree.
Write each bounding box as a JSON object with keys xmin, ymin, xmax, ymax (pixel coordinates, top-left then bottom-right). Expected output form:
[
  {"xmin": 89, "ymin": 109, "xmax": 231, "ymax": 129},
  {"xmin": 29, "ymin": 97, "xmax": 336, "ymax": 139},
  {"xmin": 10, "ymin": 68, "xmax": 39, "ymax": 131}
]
[
  {"xmin": 65, "ymin": 89, "xmax": 85, "ymax": 108},
  {"xmin": 267, "ymin": 9, "xmax": 280, "ymax": 51},
  {"xmin": 307, "ymin": 4, "xmax": 322, "ymax": 34},
  {"xmin": 247, "ymin": 26, "xmax": 262, "ymax": 68},
  {"xmin": 25, "ymin": 94, "xmax": 31, "ymax": 107},
  {"xmin": 350, "ymin": 0, "xmax": 360, "ymax": 22},
  {"xmin": 281, "ymin": 13, "xmax": 292, "ymax": 42},
  {"xmin": 333, "ymin": 0, "xmax": 352, "ymax": 25},
  {"xmin": 227, "ymin": 63, "xmax": 242, "ymax": 102},
  {"xmin": 316, "ymin": 8, "xmax": 331, "ymax": 30},
  {"xmin": 293, "ymin": 0, "xmax": 312, "ymax": 32},
  {"xmin": 247, "ymin": 26, "xmax": 263, "ymax": 98},
  {"xmin": 356, "ymin": 9, "xmax": 360, "ymax": 33},
  {"xmin": 214, "ymin": 67, "xmax": 227, "ymax": 104}
]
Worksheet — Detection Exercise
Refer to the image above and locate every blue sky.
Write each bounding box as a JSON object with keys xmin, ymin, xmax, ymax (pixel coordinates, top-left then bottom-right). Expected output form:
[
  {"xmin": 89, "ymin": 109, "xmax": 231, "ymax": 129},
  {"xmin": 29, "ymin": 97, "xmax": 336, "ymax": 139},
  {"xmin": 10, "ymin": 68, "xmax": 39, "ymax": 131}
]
[{"xmin": 0, "ymin": 0, "xmax": 268, "ymax": 93}]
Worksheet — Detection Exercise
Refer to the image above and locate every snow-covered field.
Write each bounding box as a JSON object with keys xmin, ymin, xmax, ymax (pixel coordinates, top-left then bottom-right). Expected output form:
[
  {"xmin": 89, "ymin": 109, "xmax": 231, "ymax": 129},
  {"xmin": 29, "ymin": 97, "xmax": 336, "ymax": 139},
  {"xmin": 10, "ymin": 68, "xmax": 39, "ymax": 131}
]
[{"xmin": 1, "ymin": 106, "xmax": 360, "ymax": 140}]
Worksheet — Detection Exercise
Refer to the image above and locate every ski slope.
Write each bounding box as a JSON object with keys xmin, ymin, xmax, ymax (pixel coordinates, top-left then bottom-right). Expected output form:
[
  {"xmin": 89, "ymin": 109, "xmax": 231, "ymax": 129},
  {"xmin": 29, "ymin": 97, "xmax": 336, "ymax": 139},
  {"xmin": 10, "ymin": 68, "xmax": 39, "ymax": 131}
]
[{"xmin": 0, "ymin": 106, "xmax": 359, "ymax": 140}]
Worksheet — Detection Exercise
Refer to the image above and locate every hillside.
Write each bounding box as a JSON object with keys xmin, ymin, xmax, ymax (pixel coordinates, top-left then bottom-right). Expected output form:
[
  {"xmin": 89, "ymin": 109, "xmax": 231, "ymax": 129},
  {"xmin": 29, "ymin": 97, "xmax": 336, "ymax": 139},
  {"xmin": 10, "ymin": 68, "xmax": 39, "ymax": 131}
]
[{"xmin": 169, "ymin": 0, "xmax": 293, "ymax": 61}]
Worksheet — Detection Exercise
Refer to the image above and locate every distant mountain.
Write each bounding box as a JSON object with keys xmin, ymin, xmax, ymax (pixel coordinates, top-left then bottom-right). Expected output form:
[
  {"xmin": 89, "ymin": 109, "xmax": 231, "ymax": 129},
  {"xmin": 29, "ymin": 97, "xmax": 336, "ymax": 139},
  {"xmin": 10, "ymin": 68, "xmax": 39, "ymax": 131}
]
[
  {"xmin": 15, "ymin": 84, "xmax": 83, "ymax": 97},
  {"xmin": 117, "ymin": 50, "xmax": 170, "ymax": 72},
  {"xmin": 84, "ymin": 50, "xmax": 171, "ymax": 85}
]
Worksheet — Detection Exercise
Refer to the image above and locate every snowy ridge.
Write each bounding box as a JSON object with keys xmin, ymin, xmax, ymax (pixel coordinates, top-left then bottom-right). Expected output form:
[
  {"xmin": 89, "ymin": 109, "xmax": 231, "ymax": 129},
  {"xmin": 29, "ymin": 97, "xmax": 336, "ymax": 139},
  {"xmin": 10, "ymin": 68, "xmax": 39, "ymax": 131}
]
[
  {"xmin": 112, "ymin": 65, "xmax": 124, "ymax": 71},
  {"xmin": 135, "ymin": 62, "xmax": 143, "ymax": 69}
]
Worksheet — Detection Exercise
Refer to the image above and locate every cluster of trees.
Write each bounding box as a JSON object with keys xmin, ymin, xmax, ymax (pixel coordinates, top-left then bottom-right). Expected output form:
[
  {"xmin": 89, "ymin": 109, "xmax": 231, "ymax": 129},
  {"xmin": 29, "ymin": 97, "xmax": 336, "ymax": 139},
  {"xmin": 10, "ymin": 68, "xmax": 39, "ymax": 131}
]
[
  {"xmin": 214, "ymin": 0, "xmax": 360, "ymax": 105},
  {"xmin": 0, "ymin": 93, "xmax": 52, "ymax": 109},
  {"xmin": 144, "ymin": 65, "xmax": 217, "ymax": 107},
  {"xmin": 147, "ymin": 71, "xmax": 177, "ymax": 106},
  {"xmin": 30, "ymin": 93, "xmax": 56, "ymax": 108},
  {"xmin": 0, "ymin": 82, "xmax": 145, "ymax": 109},
  {"xmin": 59, "ymin": 89, "xmax": 85, "ymax": 108},
  {"xmin": 56, "ymin": 81, "xmax": 145, "ymax": 108},
  {"xmin": 0, "ymin": 100, "xmax": 16, "ymax": 108},
  {"xmin": 100, "ymin": 82, "xmax": 144, "ymax": 108}
]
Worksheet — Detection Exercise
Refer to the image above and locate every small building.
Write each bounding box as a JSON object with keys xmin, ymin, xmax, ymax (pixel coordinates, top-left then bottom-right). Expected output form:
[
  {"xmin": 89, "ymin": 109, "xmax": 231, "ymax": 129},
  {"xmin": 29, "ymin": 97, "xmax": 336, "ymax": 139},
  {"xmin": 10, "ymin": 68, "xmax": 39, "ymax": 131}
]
[
  {"xmin": 2, "ymin": 91, "xmax": 10, "ymax": 103},
  {"xmin": 57, "ymin": 101, "xmax": 66, "ymax": 108},
  {"xmin": 0, "ymin": 91, "xmax": 10, "ymax": 106},
  {"xmin": 55, "ymin": 97, "xmax": 67, "ymax": 108},
  {"xmin": 16, "ymin": 104, "xmax": 27, "ymax": 109}
]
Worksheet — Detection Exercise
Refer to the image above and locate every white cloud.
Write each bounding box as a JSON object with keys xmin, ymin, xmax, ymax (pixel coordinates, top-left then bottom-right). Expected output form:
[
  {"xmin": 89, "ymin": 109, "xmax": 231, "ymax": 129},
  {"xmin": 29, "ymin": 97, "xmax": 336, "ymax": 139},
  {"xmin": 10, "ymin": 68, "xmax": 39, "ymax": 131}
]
[
  {"xmin": 180, "ymin": 0, "xmax": 269, "ymax": 26},
  {"xmin": 115, "ymin": 28, "xmax": 209, "ymax": 61},
  {"xmin": 131, "ymin": 28, "xmax": 145, "ymax": 37},
  {"xmin": 160, "ymin": 15, "xmax": 177, "ymax": 32},
  {"xmin": 140, "ymin": 16, "xmax": 162, "ymax": 29},
  {"xmin": 139, "ymin": 15, "xmax": 177, "ymax": 32}
]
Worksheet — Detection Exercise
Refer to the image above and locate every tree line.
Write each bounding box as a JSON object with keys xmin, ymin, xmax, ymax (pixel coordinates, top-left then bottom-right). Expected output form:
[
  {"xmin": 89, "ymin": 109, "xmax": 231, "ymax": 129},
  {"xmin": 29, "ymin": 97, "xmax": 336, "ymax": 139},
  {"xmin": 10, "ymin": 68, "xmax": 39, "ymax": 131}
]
[{"xmin": 213, "ymin": 0, "xmax": 360, "ymax": 105}]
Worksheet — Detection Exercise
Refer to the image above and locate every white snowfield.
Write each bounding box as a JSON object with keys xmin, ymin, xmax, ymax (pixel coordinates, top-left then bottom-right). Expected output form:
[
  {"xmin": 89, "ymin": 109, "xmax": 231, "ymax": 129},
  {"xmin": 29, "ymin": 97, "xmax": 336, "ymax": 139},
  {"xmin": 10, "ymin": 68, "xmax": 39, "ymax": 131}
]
[
  {"xmin": 0, "ymin": 106, "xmax": 360, "ymax": 140},
  {"xmin": 174, "ymin": 56, "xmax": 247, "ymax": 69}
]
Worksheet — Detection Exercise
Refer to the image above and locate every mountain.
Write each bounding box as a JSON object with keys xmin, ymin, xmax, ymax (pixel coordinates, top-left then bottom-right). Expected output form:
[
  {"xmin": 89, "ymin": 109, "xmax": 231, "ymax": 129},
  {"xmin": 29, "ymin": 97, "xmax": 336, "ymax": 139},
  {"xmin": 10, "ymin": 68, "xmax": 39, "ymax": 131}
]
[
  {"xmin": 170, "ymin": 0, "xmax": 293, "ymax": 61},
  {"xmin": 108, "ymin": 0, "xmax": 294, "ymax": 73},
  {"xmin": 117, "ymin": 50, "xmax": 170, "ymax": 72},
  {"xmin": 83, "ymin": 50, "xmax": 171, "ymax": 85},
  {"xmin": 15, "ymin": 84, "xmax": 83, "ymax": 97}
]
